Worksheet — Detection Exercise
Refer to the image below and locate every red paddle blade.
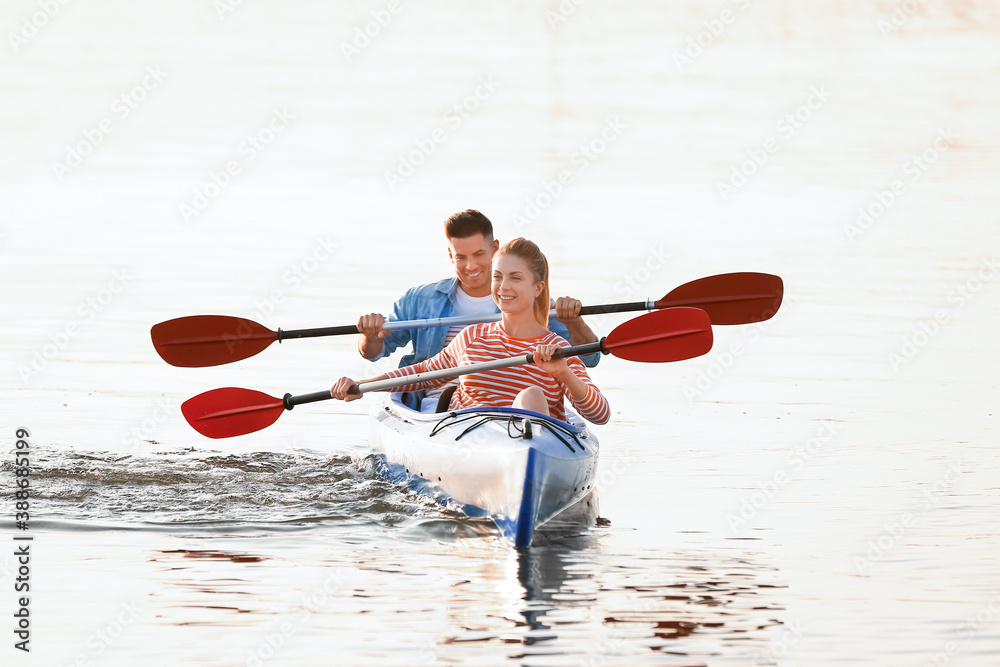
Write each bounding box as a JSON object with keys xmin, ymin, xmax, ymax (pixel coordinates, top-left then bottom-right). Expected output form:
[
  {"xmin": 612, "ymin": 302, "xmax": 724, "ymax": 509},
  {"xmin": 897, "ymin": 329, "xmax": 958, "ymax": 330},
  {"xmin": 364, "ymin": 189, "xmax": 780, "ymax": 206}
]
[
  {"xmin": 604, "ymin": 307, "xmax": 713, "ymax": 362},
  {"xmin": 181, "ymin": 388, "xmax": 286, "ymax": 439},
  {"xmin": 151, "ymin": 316, "xmax": 277, "ymax": 367},
  {"xmin": 656, "ymin": 272, "xmax": 783, "ymax": 325}
]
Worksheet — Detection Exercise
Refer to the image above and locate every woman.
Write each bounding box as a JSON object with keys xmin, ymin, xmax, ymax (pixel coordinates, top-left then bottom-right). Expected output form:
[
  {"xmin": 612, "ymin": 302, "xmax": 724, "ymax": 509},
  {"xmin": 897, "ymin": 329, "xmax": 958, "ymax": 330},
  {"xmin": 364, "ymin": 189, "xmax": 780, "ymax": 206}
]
[{"xmin": 331, "ymin": 238, "xmax": 610, "ymax": 425}]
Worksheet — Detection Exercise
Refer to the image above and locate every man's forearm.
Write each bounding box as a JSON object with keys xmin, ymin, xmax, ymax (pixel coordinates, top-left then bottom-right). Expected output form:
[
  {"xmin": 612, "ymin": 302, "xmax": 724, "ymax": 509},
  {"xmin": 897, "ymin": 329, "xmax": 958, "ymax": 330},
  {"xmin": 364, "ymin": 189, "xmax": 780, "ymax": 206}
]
[
  {"xmin": 563, "ymin": 319, "xmax": 597, "ymax": 346},
  {"xmin": 358, "ymin": 334, "xmax": 384, "ymax": 360}
]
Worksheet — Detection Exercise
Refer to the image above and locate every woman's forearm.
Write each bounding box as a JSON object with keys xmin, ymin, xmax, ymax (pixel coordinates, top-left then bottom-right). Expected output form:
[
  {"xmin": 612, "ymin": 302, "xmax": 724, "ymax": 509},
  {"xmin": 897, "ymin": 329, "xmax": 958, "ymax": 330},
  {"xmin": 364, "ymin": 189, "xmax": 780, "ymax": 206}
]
[{"xmin": 556, "ymin": 368, "xmax": 590, "ymax": 403}]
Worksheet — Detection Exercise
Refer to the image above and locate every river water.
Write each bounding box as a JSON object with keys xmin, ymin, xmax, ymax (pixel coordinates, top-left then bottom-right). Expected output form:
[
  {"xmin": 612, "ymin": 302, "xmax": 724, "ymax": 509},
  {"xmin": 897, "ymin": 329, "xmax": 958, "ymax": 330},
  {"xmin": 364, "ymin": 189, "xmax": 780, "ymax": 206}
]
[{"xmin": 2, "ymin": 0, "xmax": 999, "ymax": 665}]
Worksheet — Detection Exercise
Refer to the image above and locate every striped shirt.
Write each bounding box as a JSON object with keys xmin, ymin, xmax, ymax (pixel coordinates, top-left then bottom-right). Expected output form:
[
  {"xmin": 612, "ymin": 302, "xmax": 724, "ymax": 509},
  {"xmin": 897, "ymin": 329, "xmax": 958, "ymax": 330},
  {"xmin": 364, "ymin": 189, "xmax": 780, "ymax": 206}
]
[
  {"xmin": 426, "ymin": 288, "xmax": 498, "ymax": 406},
  {"xmin": 385, "ymin": 322, "xmax": 611, "ymax": 425}
]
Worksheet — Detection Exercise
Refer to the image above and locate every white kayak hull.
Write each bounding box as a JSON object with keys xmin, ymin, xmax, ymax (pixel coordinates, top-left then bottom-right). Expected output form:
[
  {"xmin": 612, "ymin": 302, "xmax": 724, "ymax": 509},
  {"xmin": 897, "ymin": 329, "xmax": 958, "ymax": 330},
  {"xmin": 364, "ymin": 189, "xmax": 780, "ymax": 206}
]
[{"xmin": 369, "ymin": 393, "xmax": 599, "ymax": 548}]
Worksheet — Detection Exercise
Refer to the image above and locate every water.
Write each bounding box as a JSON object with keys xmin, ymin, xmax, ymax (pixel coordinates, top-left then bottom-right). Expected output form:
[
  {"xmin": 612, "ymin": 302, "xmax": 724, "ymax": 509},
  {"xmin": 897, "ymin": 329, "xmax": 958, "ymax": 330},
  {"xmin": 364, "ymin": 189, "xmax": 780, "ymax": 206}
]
[{"xmin": 2, "ymin": 0, "xmax": 999, "ymax": 664}]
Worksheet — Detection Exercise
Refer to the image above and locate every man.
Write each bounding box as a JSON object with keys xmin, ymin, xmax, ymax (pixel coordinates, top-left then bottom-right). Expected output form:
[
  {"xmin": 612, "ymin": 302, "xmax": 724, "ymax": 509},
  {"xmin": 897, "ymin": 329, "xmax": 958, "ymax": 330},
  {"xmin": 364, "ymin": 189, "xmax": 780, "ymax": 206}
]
[{"xmin": 357, "ymin": 209, "xmax": 600, "ymax": 411}]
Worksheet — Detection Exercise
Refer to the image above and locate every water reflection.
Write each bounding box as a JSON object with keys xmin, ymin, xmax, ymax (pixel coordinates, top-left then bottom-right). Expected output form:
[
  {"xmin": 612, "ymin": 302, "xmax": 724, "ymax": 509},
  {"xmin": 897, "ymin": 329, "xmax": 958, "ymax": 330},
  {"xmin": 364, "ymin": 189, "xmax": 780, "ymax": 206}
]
[
  {"xmin": 159, "ymin": 549, "xmax": 266, "ymax": 564},
  {"xmin": 506, "ymin": 538, "xmax": 787, "ymax": 663},
  {"xmin": 400, "ymin": 505, "xmax": 789, "ymax": 663},
  {"xmin": 146, "ymin": 548, "xmax": 275, "ymax": 627}
]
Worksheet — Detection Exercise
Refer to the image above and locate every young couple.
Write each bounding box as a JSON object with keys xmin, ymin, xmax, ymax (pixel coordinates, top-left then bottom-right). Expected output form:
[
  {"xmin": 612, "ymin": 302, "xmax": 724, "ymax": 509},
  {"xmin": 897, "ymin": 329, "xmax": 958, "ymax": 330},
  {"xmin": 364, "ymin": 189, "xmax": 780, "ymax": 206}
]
[{"xmin": 330, "ymin": 210, "xmax": 609, "ymax": 425}]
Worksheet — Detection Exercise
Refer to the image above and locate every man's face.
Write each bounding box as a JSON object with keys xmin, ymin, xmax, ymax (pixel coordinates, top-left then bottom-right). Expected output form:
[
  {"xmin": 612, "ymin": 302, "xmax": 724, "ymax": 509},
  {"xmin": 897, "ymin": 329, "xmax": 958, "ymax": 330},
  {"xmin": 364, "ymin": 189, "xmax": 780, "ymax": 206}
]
[{"xmin": 447, "ymin": 233, "xmax": 498, "ymax": 296}]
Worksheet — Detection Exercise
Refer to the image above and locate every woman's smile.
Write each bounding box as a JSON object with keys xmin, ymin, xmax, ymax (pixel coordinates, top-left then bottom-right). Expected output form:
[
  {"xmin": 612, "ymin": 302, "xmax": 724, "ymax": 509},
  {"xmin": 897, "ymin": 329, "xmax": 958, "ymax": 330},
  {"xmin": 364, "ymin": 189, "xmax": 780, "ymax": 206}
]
[{"xmin": 492, "ymin": 254, "xmax": 539, "ymax": 314}]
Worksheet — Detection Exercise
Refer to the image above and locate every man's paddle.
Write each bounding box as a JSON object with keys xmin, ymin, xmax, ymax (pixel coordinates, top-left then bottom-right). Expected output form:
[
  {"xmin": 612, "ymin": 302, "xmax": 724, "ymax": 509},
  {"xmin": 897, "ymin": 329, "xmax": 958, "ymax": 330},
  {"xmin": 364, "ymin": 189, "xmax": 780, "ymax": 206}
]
[
  {"xmin": 181, "ymin": 307, "xmax": 713, "ymax": 439},
  {"xmin": 152, "ymin": 272, "xmax": 780, "ymax": 368}
]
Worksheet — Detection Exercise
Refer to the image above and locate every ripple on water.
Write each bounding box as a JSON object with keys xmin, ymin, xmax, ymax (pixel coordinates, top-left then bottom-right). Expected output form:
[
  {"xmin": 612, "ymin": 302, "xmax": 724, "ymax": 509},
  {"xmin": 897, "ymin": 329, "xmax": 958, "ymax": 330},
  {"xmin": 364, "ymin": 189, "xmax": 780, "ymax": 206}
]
[{"xmin": 0, "ymin": 448, "xmax": 439, "ymax": 533}]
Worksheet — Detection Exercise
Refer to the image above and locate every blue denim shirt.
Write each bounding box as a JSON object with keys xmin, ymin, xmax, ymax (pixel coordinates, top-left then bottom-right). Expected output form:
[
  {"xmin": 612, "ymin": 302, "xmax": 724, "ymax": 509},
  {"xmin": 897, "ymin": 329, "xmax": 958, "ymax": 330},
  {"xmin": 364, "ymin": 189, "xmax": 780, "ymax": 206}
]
[{"xmin": 370, "ymin": 277, "xmax": 602, "ymax": 369}]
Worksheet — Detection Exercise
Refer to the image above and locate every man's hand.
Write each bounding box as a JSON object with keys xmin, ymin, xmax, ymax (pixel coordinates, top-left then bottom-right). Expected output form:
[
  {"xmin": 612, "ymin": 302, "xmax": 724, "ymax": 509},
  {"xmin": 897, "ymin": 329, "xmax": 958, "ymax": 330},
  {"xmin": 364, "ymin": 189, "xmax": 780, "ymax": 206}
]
[
  {"xmin": 552, "ymin": 296, "xmax": 597, "ymax": 349},
  {"xmin": 357, "ymin": 313, "xmax": 388, "ymax": 360},
  {"xmin": 357, "ymin": 313, "xmax": 388, "ymax": 340},
  {"xmin": 553, "ymin": 296, "xmax": 583, "ymax": 323}
]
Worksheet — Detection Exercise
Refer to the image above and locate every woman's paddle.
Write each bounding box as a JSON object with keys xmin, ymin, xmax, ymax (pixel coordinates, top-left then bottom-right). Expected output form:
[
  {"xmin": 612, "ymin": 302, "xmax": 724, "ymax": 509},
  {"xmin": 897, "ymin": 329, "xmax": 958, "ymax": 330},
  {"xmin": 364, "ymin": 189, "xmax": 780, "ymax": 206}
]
[
  {"xmin": 152, "ymin": 272, "xmax": 780, "ymax": 368},
  {"xmin": 181, "ymin": 307, "xmax": 713, "ymax": 439}
]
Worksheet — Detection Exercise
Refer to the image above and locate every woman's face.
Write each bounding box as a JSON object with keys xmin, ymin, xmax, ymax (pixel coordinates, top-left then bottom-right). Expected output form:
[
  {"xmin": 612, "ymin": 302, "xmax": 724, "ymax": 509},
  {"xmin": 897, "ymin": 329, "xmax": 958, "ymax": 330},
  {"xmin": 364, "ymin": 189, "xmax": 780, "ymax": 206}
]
[{"xmin": 492, "ymin": 253, "xmax": 543, "ymax": 315}]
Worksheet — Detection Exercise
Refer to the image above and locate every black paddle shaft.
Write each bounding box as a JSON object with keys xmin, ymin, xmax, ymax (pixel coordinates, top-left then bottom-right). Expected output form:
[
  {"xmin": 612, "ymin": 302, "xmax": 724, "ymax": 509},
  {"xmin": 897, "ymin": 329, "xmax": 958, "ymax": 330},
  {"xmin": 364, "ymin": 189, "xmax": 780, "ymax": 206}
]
[
  {"xmin": 579, "ymin": 301, "xmax": 650, "ymax": 315},
  {"xmin": 283, "ymin": 390, "xmax": 336, "ymax": 410},
  {"xmin": 278, "ymin": 325, "xmax": 359, "ymax": 341}
]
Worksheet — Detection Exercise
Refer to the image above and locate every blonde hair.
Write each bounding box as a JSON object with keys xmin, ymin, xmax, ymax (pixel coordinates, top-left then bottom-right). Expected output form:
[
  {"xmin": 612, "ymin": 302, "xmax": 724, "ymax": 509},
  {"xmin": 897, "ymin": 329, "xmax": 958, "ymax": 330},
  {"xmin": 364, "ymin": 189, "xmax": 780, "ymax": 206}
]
[{"xmin": 495, "ymin": 237, "xmax": 549, "ymax": 328}]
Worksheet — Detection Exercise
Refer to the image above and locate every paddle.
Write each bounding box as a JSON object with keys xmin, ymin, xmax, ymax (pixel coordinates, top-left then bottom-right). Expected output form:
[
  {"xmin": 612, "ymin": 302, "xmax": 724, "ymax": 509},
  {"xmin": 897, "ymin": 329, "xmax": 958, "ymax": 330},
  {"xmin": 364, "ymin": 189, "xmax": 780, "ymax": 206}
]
[
  {"xmin": 181, "ymin": 307, "xmax": 713, "ymax": 439},
  {"xmin": 152, "ymin": 272, "xmax": 780, "ymax": 368}
]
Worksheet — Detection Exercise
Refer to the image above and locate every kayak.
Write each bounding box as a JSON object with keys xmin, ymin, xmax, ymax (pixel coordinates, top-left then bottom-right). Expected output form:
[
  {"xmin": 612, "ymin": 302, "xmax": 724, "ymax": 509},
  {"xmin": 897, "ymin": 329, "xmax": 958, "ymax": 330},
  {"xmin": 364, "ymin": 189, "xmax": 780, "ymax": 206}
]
[{"xmin": 369, "ymin": 392, "xmax": 600, "ymax": 548}]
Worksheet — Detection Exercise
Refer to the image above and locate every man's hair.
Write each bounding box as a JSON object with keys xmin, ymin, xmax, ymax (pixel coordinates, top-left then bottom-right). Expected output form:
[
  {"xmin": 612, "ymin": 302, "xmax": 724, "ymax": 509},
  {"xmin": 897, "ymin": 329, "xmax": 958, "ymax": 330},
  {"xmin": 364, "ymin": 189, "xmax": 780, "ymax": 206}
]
[{"xmin": 444, "ymin": 209, "xmax": 493, "ymax": 241}]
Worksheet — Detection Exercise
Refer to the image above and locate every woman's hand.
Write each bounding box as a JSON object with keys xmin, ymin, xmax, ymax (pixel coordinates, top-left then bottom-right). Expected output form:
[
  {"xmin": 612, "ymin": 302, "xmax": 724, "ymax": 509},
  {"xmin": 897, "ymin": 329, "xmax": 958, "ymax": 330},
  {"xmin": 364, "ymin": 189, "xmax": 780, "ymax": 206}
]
[
  {"xmin": 534, "ymin": 343, "xmax": 590, "ymax": 403},
  {"xmin": 331, "ymin": 376, "xmax": 362, "ymax": 402},
  {"xmin": 533, "ymin": 343, "xmax": 570, "ymax": 380}
]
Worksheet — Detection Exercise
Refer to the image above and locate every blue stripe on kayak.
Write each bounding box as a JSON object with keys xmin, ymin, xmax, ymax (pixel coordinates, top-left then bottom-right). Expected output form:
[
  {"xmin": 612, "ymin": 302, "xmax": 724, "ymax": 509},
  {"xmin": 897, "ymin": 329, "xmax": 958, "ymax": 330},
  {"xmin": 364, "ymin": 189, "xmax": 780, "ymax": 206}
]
[{"xmin": 514, "ymin": 448, "xmax": 539, "ymax": 548}]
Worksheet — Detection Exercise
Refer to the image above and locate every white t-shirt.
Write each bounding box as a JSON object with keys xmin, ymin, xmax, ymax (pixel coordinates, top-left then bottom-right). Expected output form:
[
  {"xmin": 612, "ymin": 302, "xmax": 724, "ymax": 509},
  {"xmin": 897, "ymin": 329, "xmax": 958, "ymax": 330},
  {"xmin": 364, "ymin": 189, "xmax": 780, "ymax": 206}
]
[
  {"xmin": 443, "ymin": 289, "xmax": 498, "ymax": 347},
  {"xmin": 420, "ymin": 288, "xmax": 498, "ymax": 413}
]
